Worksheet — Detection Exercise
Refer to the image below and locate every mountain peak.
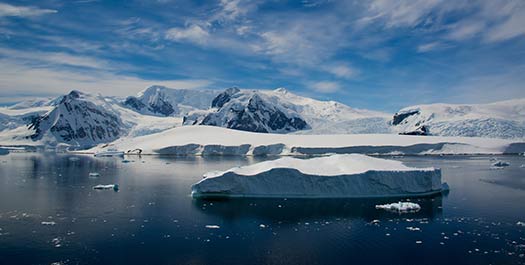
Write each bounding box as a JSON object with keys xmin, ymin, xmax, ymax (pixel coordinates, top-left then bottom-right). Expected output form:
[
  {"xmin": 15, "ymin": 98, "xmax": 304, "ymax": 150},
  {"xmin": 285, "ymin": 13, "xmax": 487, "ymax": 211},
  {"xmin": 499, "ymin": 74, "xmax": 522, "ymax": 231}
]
[{"xmin": 274, "ymin": 87, "xmax": 288, "ymax": 94}]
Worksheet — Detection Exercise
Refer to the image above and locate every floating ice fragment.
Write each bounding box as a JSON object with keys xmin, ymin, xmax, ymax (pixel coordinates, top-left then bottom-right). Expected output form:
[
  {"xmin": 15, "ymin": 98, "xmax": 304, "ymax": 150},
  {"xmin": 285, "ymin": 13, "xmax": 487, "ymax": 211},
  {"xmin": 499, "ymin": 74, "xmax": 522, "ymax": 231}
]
[
  {"xmin": 492, "ymin": 161, "xmax": 510, "ymax": 167},
  {"xmin": 259, "ymin": 224, "xmax": 266, "ymax": 228},
  {"xmin": 376, "ymin": 202, "xmax": 421, "ymax": 213},
  {"xmin": 93, "ymin": 184, "xmax": 119, "ymax": 191},
  {"xmin": 406, "ymin": 226, "xmax": 421, "ymax": 232},
  {"xmin": 517, "ymin": 221, "xmax": 525, "ymax": 227},
  {"xmin": 41, "ymin": 221, "xmax": 56, "ymax": 226},
  {"xmin": 88, "ymin": 172, "xmax": 100, "ymax": 177},
  {"xmin": 205, "ymin": 225, "xmax": 220, "ymax": 229}
]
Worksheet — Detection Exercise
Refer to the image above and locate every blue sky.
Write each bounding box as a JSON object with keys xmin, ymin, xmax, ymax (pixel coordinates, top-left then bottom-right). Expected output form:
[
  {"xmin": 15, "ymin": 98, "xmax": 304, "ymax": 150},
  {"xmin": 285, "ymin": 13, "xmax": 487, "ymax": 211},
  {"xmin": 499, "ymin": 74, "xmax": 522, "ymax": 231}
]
[{"xmin": 0, "ymin": 0, "xmax": 524, "ymax": 111}]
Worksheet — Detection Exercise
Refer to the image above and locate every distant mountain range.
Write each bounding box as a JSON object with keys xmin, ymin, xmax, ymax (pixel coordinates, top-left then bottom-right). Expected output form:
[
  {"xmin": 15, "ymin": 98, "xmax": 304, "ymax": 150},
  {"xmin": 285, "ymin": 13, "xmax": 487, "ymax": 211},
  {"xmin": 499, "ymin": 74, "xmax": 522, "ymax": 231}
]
[{"xmin": 0, "ymin": 85, "xmax": 523, "ymax": 149}]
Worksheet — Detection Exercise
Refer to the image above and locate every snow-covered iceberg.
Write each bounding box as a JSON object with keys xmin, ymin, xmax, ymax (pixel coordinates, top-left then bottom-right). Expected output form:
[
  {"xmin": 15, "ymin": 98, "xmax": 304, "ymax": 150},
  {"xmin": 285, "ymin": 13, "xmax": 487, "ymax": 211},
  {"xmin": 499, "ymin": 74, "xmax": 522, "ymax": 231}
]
[{"xmin": 191, "ymin": 154, "xmax": 447, "ymax": 198}]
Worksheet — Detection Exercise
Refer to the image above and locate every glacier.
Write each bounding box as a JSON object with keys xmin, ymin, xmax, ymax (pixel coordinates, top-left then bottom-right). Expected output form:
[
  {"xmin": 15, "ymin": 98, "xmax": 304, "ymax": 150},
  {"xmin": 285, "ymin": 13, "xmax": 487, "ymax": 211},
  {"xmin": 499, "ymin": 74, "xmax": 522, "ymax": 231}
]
[
  {"xmin": 90, "ymin": 126, "xmax": 525, "ymax": 156},
  {"xmin": 191, "ymin": 154, "xmax": 447, "ymax": 198},
  {"xmin": 392, "ymin": 99, "xmax": 525, "ymax": 139}
]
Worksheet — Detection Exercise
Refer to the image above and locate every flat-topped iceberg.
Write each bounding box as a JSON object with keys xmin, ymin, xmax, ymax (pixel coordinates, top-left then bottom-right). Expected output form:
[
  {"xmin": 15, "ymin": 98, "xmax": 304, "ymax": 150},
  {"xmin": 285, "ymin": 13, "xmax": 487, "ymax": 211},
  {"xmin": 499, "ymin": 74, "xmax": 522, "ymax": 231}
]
[{"xmin": 191, "ymin": 154, "xmax": 447, "ymax": 198}]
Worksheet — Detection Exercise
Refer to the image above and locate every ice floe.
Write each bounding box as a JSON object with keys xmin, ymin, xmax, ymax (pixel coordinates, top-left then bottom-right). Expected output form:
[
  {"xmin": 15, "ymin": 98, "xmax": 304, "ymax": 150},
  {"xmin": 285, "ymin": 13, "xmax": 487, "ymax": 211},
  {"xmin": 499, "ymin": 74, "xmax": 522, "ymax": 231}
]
[
  {"xmin": 191, "ymin": 154, "xmax": 447, "ymax": 198},
  {"xmin": 375, "ymin": 202, "xmax": 421, "ymax": 213},
  {"xmin": 492, "ymin": 161, "xmax": 510, "ymax": 167},
  {"xmin": 93, "ymin": 184, "xmax": 119, "ymax": 191}
]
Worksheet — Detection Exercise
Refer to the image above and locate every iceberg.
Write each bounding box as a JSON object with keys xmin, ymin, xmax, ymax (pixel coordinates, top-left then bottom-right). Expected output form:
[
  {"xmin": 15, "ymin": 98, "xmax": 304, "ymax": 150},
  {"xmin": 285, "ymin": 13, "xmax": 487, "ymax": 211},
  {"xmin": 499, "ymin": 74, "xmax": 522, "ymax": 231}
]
[
  {"xmin": 93, "ymin": 184, "xmax": 119, "ymax": 191},
  {"xmin": 94, "ymin": 148, "xmax": 125, "ymax": 157},
  {"xmin": 191, "ymin": 154, "xmax": 447, "ymax": 198},
  {"xmin": 375, "ymin": 202, "xmax": 421, "ymax": 213}
]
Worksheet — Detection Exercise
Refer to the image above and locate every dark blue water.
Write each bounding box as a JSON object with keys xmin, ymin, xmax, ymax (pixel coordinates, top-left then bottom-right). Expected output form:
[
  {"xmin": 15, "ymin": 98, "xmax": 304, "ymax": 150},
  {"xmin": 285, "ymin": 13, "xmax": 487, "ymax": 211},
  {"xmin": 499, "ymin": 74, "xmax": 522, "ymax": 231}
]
[{"xmin": 0, "ymin": 153, "xmax": 524, "ymax": 265}]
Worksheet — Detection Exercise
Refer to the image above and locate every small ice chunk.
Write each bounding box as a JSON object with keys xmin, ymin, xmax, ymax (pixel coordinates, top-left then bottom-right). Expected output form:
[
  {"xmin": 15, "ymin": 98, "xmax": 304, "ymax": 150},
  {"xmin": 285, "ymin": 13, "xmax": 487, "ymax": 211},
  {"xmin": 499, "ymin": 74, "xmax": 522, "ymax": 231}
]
[
  {"xmin": 205, "ymin": 225, "xmax": 220, "ymax": 229},
  {"xmin": 41, "ymin": 221, "xmax": 56, "ymax": 226},
  {"xmin": 259, "ymin": 224, "xmax": 266, "ymax": 228},
  {"xmin": 517, "ymin": 221, "xmax": 525, "ymax": 227},
  {"xmin": 492, "ymin": 161, "xmax": 510, "ymax": 167},
  {"xmin": 93, "ymin": 184, "xmax": 119, "ymax": 191},
  {"xmin": 376, "ymin": 202, "xmax": 421, "ymax": 213},
  {"xmin": 88, "ymin": 172, "xmax": 100, "ymax": 177}
]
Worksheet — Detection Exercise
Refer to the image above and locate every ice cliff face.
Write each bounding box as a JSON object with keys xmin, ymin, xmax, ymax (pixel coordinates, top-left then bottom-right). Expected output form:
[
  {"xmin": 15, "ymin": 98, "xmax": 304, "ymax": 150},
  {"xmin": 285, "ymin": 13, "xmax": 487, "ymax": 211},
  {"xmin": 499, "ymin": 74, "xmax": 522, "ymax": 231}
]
[
  {"xmin": 27, "ymin": 90, "xmax": 124, "ymax": 148},
  {"xmin": 392, "ymin": 99, "xmax": 525, "ymax": 139},
  {"xmin": 124, "ymin": 85, "xmax": 218, "ymax": 116},
  {"xmin": 183, "ymin": 88, "xmax": 310, "ymax": 133}
]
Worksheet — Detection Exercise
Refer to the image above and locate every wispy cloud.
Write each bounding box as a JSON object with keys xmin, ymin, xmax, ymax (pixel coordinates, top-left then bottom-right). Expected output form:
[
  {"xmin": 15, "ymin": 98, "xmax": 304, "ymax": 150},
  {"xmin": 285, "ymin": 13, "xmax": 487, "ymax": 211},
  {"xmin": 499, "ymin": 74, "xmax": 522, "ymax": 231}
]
[
  {"xmin": 0, "ymin": 58, "xmax": 212, "ymax": 99},
  {"xmin": 322, "ymin": 64, "xmax": 359, "ymax": 79},
  {"xmin": 310, "ymin": 81, "xmax": 341, "ymax": 93},
  {"xmin": 0, "ymin": 47, "xmax": 108, "ymax": 69},
  {"xmin": 0, "ymin": 2, "xmax": 57, "ymax": 18},
  {"xmin": 165, "ymin": 24, "xmax": 210, "ymax": 45}
]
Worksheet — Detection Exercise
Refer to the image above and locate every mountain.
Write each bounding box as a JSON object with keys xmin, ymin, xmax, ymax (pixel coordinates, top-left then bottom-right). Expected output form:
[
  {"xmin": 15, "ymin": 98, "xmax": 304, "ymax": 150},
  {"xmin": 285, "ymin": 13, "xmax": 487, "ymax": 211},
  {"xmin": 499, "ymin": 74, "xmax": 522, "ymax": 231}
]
[
  {"xmin": 392, "ymin": 99, "xmax": 525, "ymax": 139},
  {"xmin": 183, "ymin": 87, "xmax": 391, "ymax": 134},
  {"xmin": 123, "ymin": 85, "xmax": 218, "ymax": 116},
  {"xmin": 183, "ymin": 88, "xmax": 310, "ymax": 133},
  {"xmin": 27, "ymin": 90, "xmax": 126, "ymax": 148}
]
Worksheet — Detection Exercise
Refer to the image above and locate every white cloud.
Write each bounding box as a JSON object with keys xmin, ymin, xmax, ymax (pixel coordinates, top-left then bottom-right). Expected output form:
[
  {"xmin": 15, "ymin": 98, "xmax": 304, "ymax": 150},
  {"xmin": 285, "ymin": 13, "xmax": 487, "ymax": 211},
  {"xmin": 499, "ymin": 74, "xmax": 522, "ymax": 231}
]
[
  {"xmin": 365, "ymin": 0, "xmax": 443, "ymax": 28},
  {"xmin": 323, "ymin": 64, "xmax": 359, "ymax": 79},
  {"xmin": 0, "ymin": 3, "xmax": 57, "ymax": 18},
  {"xmin": 446, "ymin": 20, "xmax": 485, "ymax": 41},
  {"xmin": 485, "ymin": 6, "xmax": 525, "ymax": 42},
  {"xmin": 310, "ymin": 81, "xmax": 340, "ymax": 93},
  {"xmin": 417, "ymin": 41, "xmax": 442, "ymax": 53},
  {"xmin": 0, "ymin": 58, "xmax": 212, "ymax": 99},
  {"xmin": 0, "ymin": 47, "xmax": 108, "ymax": 69},
  {"xmin": 165, "ymin": 24, "xmax": 210, "ymax": 45}
]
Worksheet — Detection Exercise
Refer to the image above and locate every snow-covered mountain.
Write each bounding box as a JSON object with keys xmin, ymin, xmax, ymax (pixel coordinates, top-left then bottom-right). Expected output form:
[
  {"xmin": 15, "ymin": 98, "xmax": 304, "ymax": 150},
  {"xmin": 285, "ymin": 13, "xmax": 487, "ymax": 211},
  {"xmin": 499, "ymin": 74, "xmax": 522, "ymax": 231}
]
[
  {"xmin": 183, "ymin": 87, "xmax": 391, "ymax": 134},
  {"xmin": 183, "ymin": 88, "xmax": 310, "ymax": 133},
  {"xmin": 1, "ymin": 86, "xmax": 524, "ymax": 150},
  {"xmin": 123, "ymin": 85, "xmax": 218, "ymax": 116},
  {"xmin": 26, "ymin": 90, "xmax": 126, "ymax": 148},
  {"xmin": 392, "ymin": 99, "xmax": 525, "ymax": 139}
]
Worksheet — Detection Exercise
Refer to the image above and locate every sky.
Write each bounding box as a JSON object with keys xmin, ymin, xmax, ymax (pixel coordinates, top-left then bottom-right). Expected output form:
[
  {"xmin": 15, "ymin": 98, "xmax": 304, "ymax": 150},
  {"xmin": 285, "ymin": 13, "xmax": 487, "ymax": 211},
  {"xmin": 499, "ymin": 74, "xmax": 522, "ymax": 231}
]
[{"xmin": 0, "ymin": 0, "xmax": 524, "ymax": 111}]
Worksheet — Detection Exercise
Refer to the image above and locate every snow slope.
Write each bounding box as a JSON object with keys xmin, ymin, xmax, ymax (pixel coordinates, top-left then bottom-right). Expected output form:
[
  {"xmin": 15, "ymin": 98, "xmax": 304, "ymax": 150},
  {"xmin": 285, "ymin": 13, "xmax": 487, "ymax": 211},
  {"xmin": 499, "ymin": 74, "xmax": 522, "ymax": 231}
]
[
  {"xmin": 184, "ymin": 87, "xmax": 391, "ymax": 134},
  {"xmin": 191, "ymin": 154, "xmax": 446, "ymax": 198},
  {"xmin": 392, "ymin": 99, "xmax": 525, "ymax": 139},
  {"xmin": 90, "ymin": 125, "xmax": 525, "ymax": 155}
]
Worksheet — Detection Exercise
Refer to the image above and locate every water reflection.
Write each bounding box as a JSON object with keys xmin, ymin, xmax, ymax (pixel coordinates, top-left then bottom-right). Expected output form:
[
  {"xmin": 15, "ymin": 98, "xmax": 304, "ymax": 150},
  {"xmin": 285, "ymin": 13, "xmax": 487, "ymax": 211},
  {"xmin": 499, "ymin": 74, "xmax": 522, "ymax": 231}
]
[{"xmin": 193, "ymin": 196, "xmax": 443, "ymax": 222}]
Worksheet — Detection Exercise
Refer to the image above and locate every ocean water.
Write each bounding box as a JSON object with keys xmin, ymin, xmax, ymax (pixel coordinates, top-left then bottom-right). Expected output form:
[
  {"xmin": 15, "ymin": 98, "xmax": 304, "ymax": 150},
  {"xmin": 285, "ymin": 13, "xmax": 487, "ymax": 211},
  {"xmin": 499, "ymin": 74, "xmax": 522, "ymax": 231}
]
[{"xmin": 0, "ymin": 153, "xmax": 524, "ymax": 265}]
